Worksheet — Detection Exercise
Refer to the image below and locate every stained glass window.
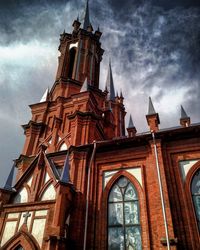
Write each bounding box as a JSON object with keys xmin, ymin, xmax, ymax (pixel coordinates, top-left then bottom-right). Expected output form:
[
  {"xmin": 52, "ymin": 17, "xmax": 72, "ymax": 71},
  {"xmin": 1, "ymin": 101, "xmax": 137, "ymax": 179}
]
[
  {"xmin": 108, "ymin": 176, "xmax": 142, "ymax": 250},
  {"xmin": 191, "ymin": 169, "xmax": 200, "ymax": 231}
]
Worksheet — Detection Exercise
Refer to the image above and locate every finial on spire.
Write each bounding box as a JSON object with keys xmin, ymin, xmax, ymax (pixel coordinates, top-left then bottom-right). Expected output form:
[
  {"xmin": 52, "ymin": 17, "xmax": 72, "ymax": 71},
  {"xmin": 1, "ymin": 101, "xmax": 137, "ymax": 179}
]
[
  {"xmin": 180, "ymin": 105, "xmax": 190, "ymax": 127},
  {"xmin": 128, "ymin": 115, "xmax": 134, "ymax": 128},
  {"xmin": 148, "ymin": 97, "xmax": 156, "ymax": 115},
  {"xmin": 105, "ymin": 60, "xmax": 115, "ymax": 101},
  {"xmin": 60, "ymin": 153, "xmax": 71, "ymax": 184},
  {"xmin": 83, "ymin": 0, "xmax": 91, "ymax": 30},
  {"xmin": 3, "ymin": 164, "xmax": 15, "ymax": 191}
]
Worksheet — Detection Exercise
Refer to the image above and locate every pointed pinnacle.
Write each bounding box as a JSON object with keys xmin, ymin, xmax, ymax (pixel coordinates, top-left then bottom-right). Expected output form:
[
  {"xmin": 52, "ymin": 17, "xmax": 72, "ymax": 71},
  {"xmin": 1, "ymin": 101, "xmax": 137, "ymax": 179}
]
[
  {"xmin": 40, "ymin": 88, "xmax": 49, "ymax": 103},
  {"xmin": 128, "ymin": 115, "xmax": 134, "ymax": 128},
  {"xmin": 148, "ymin": 97, "xmax": 156, "ymax": 115},
  {"xmin": 105, "ymin": 60, "xmax": 115, "ymax": 101},
  {"xmin": 80, "ymin": 77, "xmax": 89, "ymax": 92},
  {"xmin": 181, "ymin": 105, "xmax": 189, "ymax": 119},
  {"xmin": 83, "ymin": 0, "xmax": 91, "ymax": 30},
  {"xmin": 60, "ymin": 153, "xmax": 70, "ymax": 184},
  {"xmin": 120, "ymin": 89, "xmax": 124, "ymax": 98},
  {"xmin": 4, "ymin": 164, "xmax": 15, "ymax": 191}
]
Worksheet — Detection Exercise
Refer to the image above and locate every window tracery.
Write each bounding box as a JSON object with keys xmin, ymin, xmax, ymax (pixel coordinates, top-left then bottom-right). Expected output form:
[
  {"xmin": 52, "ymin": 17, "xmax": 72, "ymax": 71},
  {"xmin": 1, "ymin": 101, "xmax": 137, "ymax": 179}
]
[{"xmin": 108, "ymin": 176, "xmax": 142, "ymax": 250}]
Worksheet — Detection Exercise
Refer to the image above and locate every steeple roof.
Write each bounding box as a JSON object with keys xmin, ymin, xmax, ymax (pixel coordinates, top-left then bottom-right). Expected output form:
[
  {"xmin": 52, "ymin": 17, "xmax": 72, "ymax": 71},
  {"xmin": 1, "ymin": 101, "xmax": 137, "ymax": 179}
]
[
  {"xmin": 83, "ymin": 0, "xmax": 91, "ymax": 30},
  {"xmin": 105, "ymin": 60, "xmax": 115, "ymax": 101},
  {"xmin": 60, "ymin": 153, "xmax": 71, "ymax": 184},
  {"xmin": 3, "ymin": 164, "xmax": 15, "ymax": 191},
  {"xmin": 128, "ymin": 115, "xmax": 134, "ymax": 128},
  {"xmin": 181, "ymin": 105, "xmax": 189, "ymax": 119},
  {"xmin": 148, "ymin": 97, "xmax": 156, "ymax": 115}
]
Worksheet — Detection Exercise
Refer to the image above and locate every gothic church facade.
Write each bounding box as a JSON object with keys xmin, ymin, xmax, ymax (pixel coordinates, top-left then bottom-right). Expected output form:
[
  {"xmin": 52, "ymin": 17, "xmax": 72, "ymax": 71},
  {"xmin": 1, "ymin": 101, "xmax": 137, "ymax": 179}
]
[{"xmin": 0, "ymin": 1, "xmax": 200, "ymax": 250}]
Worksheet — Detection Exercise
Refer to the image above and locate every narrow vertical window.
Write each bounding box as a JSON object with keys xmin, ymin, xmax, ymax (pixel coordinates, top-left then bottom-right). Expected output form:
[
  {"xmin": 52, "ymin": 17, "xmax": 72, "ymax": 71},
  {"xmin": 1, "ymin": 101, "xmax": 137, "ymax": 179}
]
[
  {"xmin": 108, "ymin": 176, "xmax": 142, "ymax": 250},
  {"xmin": 191, "ymin": 169, "xmax": 200, "ymax": 231},
  {"xmin": 68, "ymin": 48, "xmax": 76, "ymax": 79}
]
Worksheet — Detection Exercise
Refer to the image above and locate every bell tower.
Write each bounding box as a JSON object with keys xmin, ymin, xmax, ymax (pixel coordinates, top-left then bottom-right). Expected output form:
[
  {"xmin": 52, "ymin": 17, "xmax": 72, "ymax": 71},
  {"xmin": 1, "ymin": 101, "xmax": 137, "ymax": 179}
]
[
  {"xmin": 52, "ymin": 0, "xmax": 104, "ymax": 100},
  {"xmin": 20, "ymin": 0, "xmax": 126, "ymax": 165}
]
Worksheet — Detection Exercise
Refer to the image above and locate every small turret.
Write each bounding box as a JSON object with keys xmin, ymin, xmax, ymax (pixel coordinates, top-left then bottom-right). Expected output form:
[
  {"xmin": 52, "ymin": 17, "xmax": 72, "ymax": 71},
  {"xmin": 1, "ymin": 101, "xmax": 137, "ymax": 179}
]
[
  {"xmin": 127, "ymin": 115, "xmax": 137, "ymax": 137},
  {"xmin": 146, "ymin": 97, "xmax": 160, "ymax": 132},
  {"xmin": 180, "ymin": 105, "xmax": 190, "ymax": 127}
]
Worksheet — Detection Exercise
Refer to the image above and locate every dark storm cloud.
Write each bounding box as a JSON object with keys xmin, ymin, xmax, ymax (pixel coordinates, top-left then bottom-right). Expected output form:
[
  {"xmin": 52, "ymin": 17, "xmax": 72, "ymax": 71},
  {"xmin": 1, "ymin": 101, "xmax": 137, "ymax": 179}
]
[{"xmin": 0, "ymin": 0, "xmax": 200, "ymax": 185}]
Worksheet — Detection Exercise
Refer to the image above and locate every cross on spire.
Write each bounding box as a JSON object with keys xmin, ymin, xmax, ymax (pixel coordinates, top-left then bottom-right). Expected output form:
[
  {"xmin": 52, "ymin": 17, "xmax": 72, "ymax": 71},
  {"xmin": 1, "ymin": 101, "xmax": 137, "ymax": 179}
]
[{"xmin": 23, "ymin": 211, "xmax": 31, "ymax": 225}]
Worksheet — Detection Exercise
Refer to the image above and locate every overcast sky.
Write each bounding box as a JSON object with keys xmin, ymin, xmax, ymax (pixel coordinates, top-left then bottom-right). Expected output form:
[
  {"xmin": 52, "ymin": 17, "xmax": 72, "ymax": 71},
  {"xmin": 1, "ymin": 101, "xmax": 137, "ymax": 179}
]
[{"xmin": 0, "ymin": 0, "xmax": 200, "ymax": 186}]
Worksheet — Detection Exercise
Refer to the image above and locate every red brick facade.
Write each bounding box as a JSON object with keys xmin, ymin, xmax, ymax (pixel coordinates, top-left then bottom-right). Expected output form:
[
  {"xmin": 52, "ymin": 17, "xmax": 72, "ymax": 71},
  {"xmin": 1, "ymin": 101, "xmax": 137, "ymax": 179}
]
[{"xmin": 0, "ymin": 5, "xmax": 200, "ymax": 250}]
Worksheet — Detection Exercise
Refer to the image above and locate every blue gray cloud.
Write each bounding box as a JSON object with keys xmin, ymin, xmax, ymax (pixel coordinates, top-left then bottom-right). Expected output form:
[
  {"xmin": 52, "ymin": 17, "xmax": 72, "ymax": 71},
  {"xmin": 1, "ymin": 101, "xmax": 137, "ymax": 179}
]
[{"xmin": 0, "ymin": 0, "xmax": 200, "ymax": 185}]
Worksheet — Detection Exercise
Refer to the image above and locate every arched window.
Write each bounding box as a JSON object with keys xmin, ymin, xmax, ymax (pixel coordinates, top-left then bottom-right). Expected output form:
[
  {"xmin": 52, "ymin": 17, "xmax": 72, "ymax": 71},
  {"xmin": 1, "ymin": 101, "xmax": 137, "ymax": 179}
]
[
  {"xmin": 191, "ymin": 169, "xmax": 200, "ymax": 231},
  {"xmin": 68, "ymin": 48, "xmax": 76, "ymax": 79},
  {"xmin": 108, "ymin": 176, "xmax": 142, "ymax": 250}
]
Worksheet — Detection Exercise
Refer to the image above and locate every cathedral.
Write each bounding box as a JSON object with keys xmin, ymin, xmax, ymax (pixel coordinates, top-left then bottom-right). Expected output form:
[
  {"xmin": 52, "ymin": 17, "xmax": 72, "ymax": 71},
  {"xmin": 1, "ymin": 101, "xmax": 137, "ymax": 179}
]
[{"xmin": 0, "ymin": 1, "xmax": 200, "ymax": 250}]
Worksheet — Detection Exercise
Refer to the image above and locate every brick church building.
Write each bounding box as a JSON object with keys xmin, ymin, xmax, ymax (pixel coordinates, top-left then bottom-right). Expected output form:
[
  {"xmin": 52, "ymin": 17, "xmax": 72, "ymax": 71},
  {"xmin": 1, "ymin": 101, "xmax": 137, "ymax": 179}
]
[{"xmin": 0, "ymin": 1, "xmax": 200, "ymax": 249}]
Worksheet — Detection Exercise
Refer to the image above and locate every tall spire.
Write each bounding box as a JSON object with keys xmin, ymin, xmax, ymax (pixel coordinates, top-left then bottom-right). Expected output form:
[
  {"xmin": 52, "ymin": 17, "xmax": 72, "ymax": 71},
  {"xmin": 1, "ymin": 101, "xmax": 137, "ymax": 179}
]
[
  {"xmin": 105, "ymin": 60, "xmax": 115, "ymax": 101},
  {"xmin": 60, "ymin": 153, "xmax": 71, "ymax": 184},
  {"xmin": 83, "ymin": 0, "xmax": 91, "ymax": 30},
  {"xmin": 3, "ymin": 164, "xmax": 15, "ymax": 191},
  {"xmin": 148, "ymin": 97, "xmax": 156, "ymax": 115},
  {"xmin": 128, "ymin": 115, "xmax": 134, "ymax": 128}
]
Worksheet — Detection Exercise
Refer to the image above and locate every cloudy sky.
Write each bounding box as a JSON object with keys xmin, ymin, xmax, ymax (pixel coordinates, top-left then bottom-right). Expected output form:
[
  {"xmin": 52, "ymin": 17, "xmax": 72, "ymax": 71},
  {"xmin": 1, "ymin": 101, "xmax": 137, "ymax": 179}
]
[{"xmin": 0, "ymin": 0, "xmax": 200, "ymax": 186}]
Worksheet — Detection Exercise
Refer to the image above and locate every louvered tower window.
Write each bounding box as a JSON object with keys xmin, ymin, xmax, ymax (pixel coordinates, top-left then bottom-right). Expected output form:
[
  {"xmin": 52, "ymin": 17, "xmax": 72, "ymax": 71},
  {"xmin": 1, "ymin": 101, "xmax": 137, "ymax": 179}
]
[
  {"xmin": 108, "ymin": 176, "xmax": 142, "ymax": 250},
  {"xmin": 191, "ymin": 169, "xmax": 200, "ymax": 231}
]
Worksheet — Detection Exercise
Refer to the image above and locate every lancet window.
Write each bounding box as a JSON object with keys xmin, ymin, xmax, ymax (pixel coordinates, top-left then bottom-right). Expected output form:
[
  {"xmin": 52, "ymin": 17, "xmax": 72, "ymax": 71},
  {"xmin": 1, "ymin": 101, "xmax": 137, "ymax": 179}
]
[
  {"xmin": 108, "ymin": 176, "xmax": 142, "ymax": 250},
  {"xmin": 191, "ymin": 169, "xmax": 200, "ymax": 231}
]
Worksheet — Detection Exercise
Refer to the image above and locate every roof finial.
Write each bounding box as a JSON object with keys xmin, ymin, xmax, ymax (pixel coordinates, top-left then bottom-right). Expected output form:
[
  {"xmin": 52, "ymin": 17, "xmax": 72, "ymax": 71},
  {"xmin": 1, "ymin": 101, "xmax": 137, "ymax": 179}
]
[
  {"xmin": 60, "ymin": 153, "xmax": 71, "ymax": 184},
  {"xmin": 105, "ymin": 59, "xmax": 115, "ymax": 101},
  {"xmin": 3, "ymin": 164, "xmax": 15, "ymax": 191},
  {"xmin": 83, "ymin": 0, "xmax": 91, "ymax": 30},
  {"xmin": 148, "ymin": 97, "xmax": 156, "ymax": 115}
]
